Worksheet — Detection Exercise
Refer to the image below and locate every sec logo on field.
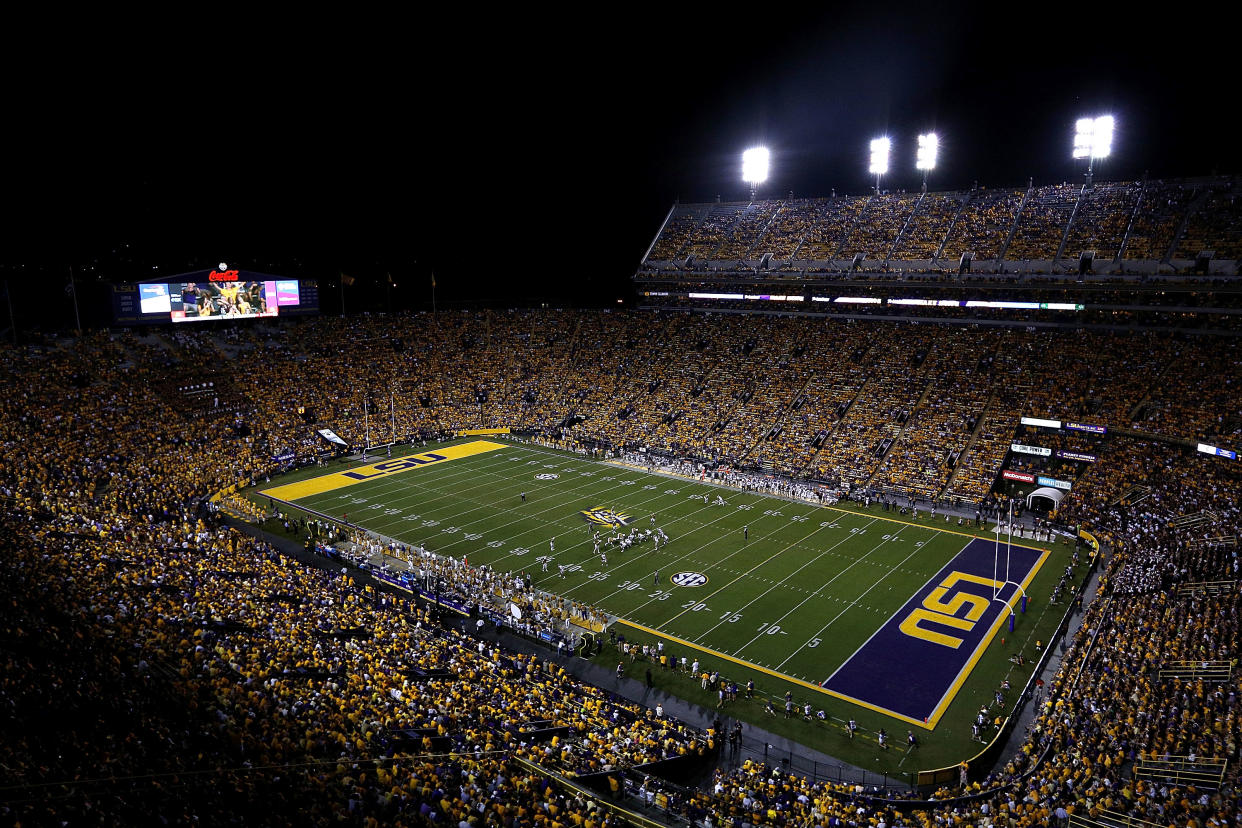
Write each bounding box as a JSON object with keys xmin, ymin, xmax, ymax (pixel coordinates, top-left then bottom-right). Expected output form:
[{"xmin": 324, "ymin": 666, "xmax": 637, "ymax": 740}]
[
  {"xmin": 671, "ymin": 572, "xmax": 708, "ymax": 587},
  {"xmin": 535, "ymin": 473, "xmax": 559, "ymax": 480}
]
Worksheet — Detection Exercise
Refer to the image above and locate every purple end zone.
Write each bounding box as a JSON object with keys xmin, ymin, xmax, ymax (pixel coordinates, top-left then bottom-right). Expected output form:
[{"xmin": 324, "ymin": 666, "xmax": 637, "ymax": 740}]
[{"xmin": 822, "ymin": 538, "xmax": 1046, "ymax": 725}]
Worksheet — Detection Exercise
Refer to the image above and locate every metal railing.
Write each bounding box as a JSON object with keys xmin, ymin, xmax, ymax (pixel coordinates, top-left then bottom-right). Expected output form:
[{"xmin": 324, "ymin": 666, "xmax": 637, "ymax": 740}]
[
  {"xmin": 1157, "ymin": 660, "xmax": 1232, "ymax": 683},
  {"xmin": 1133, "ymin": 755, "xmax": 1228, "ymax": 789},
  {"xmin": 1069, "ymin": 809, "xmax": 1167, "ymax": 828},
  {"xmin": 1176, "ymin": 579, "xmax": 1238, "ymax": 596}
]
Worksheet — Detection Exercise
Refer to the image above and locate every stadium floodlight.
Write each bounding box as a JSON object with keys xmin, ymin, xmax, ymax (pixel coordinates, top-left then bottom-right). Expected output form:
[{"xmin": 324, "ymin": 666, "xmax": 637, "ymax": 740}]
[
  {"xmin": 916, "ymin": 133, "xmax": 938, "ymax": 169},
  {"xmin": 1073, "ymin": 115, "xmax": 1114, "ymax": 185},
  {"xmin": 869, "ymin": 137, "xmax": 890, "ymax": 194},
  {"xmin": 742, "ymin": 147, "xmax": 769, "ymax": 199},
  {"xmin": 916, "ymin": 132, "xmax": 938, "ymax": 191}
]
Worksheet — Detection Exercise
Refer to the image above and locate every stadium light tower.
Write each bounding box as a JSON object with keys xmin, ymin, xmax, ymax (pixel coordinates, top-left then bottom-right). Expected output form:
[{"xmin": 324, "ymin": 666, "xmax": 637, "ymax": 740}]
[
  {"xmin": 1072, "ymin": 115, "xmax": 1114, "ymax": 187},
  {"xmin": 916, "ymin": 132, "xmax": 938, "ymax": 192},
  {"xmin": 869, "ymin": 137, "xmax": 890, "ymax": 195},
  {"xmin": 742, "ymin": 147, "xmax": 770, "ymax": 201}
]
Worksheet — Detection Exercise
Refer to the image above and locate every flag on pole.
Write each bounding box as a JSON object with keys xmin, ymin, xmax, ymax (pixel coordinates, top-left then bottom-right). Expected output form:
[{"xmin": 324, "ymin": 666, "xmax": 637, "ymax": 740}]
[
  {"xmin": 340, "ymin": 273, "xmax": 356, "ymax": 286},
  {"xmin": 431, "ymin": 273, "xmax": 436, "ymax": 288},
  {"xmin": 386, "ymin": 272, "xmax": 395, "ymax": 286}
]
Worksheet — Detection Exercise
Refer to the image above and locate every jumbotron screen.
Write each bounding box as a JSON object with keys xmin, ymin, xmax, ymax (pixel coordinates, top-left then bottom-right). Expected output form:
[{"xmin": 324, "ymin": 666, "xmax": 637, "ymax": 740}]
[{"xmin": 114, "ymin": 269, "xmax": 319, "ymax": 325}]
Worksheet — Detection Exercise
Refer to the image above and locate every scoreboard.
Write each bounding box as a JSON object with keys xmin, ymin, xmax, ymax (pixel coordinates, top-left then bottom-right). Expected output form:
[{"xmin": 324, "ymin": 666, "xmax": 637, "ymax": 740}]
[{"xmin": 112, "ymin": 269, "xmax": 319, "ymax": 325}]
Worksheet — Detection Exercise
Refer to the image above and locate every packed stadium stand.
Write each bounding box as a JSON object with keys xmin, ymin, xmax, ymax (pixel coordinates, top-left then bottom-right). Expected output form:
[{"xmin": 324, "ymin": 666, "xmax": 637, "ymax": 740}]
[
  {"xmin": 4, "ymin": 176, "xmax": 1242, "ymax": 825},
  {"xmin": 641, "ymin": 175, "xmax": 1241, "ymax": 275},
  {"xmin": 4, "ymin": 302, "xmax": 1240, "ymax": 826}
]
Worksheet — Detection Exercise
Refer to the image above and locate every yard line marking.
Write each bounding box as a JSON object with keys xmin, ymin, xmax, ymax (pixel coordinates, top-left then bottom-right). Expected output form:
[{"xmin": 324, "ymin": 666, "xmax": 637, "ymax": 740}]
[
  {"xmin": 328, "ymin": 446, "xmax": 701, "ymax": 548},
  {"xmin": 573, "ymin": 504, "xmax": 830, "ymax": 607},
  {"xmin": 608, "ymin": 457, "xmax": 1015, "ymax": 545},
  {"xmin": 654, "ymin": 517, "xmax": 847, "ymax": 630},
  {"xmin": 317, "ymin": 441, "xmax": 788, "ymax": 580},
  {"xmin": 773, "ymin": 528, "xmax": 932, "ymax": 672},
  {"xmin": 698, "ymin": 520, "xmax": 891, "ymax": 649}
]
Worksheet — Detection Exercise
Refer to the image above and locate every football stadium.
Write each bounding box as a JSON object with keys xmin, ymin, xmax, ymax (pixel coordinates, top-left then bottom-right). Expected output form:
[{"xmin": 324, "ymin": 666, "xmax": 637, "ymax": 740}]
[{"xmin": 4, "ymin": 23, "xmax": 1241, "ymax": 828}]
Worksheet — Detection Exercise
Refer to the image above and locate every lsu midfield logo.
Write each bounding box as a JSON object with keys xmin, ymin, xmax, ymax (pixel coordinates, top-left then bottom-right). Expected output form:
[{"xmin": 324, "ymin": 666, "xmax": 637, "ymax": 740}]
[{"xmin": 580, "ymin": 506, "xmax": 631, "ymax": 527}]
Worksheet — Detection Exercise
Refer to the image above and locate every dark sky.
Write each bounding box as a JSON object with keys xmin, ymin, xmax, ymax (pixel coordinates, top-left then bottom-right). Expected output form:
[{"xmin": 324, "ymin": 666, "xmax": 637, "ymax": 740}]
[{"xmin": 3, "ymin": 3, "xmax": 1234, "ymax": 324}]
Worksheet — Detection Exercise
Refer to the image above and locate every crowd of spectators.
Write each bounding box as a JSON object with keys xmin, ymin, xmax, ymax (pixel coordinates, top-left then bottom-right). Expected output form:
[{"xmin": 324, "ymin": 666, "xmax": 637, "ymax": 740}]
[
  {"xmin": 777, "ymin": 197, "xmax": 869, "ymax": 262},
  {"xmin": 1123, "ymin": 180, "xmax": 1199, "ymax": 261},
  {"xmin": 926, "ymin": 188, "xmax": 1028, "ymax": 263},
  {"xmin": 716, "ymin": 200, "xmax": 783, "ymax": 261},
  {"xmin": 1003, "ymin": 184, "xmax": 1080, "ymax": 262},
  {"xmin": 841, "ymin": 193, "xmax": 920, "ymax": 261},
  {"xmin": 1061, "ymin": 181, "xmax": 1141, "ymax": 263},
  {"xmin": 1176, "ymin": 182, "xmax": 1242, "ymax": 261},
  {"xmin": 683, "ymin": 204, "xmax": 748, "ymax": 263},
  {"xmin": 647, "ymin": 204, "xmax": 713, "ymax": 261},
  {"xmin": 1, "ymin": 333, "xmax": 719, "ymax": 825},
  {"xmin": 871, "ymin": 331, "xmax": 993, "ymax": 499},
  {"xmin": 642, "ymin": 176, "xmax": 1242, "ymax": 273},
  {"xmin": 890, "ymin": 192, "xmax": 966, "ymax": 260},
  {"xmin": 100, "ymin": 309, "xmax": 1239, "ymax": 514},
  {"xmin": 3, "ymin": 310, "xmax": 1240, "ymax": 826}
]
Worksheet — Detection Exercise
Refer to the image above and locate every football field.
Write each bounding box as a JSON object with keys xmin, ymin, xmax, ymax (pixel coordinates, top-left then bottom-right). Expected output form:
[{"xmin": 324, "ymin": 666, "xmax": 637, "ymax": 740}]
[{"xmin": 256, "ymin": 437, "xmax": 1066, "ymax": 766}]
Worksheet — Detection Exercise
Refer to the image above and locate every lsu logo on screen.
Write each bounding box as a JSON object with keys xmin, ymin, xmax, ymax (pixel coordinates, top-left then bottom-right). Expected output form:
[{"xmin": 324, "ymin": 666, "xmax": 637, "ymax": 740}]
[{"xmin": 580, "ymin": 507, "xmax": 631, "ymax": 527}]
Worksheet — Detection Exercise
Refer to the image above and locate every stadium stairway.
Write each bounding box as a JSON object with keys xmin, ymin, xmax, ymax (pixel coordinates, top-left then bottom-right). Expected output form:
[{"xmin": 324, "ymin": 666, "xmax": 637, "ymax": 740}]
[
  {"xmin": 931, "ymin": 191, "xmax": 972, "ymax": 264},
  {"xmin": 1052, "ymin": 183, "xmax": 1088, "ymax": 266},
  {"xmin": 995, "ymin": 185, "xmax": 1033, "ymax": 263},
  {"xmin": 788, "ymin": 373, "xmax": 877, "ymax": 479},
  {"xmin": 739, "ymin": 372, "xmax": 816, "ymax": 464},
  {"xmin": 1126, "ymin": 357, "xmax": 1177, "ymax": 423},
  {"xmin": 937, "ymin": 389, "xmax": 996, "ymax": 499},
  {"xmin": 1164, "ymin": 183, "xmax": 1216, "ymax": 262},
  {"xmin": 863, "ymin": 379, "xmax": 936, "ymax": 489},
  {"xmin": 885, "ymin": 191, "xmax": 927, "ymax": 262}
]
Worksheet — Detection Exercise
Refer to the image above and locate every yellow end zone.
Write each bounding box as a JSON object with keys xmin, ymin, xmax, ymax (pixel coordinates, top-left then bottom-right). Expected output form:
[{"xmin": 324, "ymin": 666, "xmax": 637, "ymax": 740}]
[{"xmin": 258, "ymin": 440, "xmax": 509, "ymax": 501}]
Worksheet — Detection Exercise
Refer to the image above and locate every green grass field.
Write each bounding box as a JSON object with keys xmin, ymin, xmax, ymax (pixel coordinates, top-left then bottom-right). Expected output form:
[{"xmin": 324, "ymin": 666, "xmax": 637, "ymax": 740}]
[{"xmin": 250, "ymin": 437, "xmax": 1080, "ymax": 775}]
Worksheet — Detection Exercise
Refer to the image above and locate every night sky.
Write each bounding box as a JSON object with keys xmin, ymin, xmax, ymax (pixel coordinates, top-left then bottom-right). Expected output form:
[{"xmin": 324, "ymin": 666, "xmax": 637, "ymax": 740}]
[{"xmin": 3, "ymin": 3, "xmax": 1234, "ymax": 327}]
